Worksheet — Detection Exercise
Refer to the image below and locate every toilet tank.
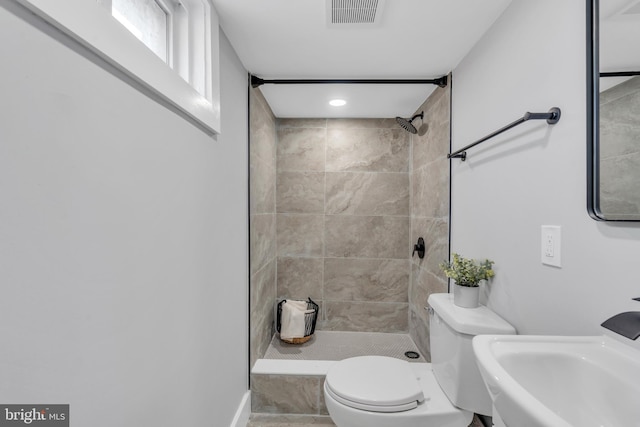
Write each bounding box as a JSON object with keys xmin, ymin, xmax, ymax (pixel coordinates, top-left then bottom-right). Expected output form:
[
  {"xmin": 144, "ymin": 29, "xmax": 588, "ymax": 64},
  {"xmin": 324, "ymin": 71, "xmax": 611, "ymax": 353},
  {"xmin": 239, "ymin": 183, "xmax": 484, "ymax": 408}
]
[{"xmin": 428, "ymin": 293, "xmax": 516, "ymax": 416}]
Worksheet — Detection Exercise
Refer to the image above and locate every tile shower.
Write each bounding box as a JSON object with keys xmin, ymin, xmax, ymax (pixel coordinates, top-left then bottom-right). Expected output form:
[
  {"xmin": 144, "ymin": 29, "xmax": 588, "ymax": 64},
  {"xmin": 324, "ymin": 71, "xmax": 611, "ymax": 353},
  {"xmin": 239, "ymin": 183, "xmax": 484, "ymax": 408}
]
[{"xmin": 249, "ymin": 80, "xmax": 451, "ymax": 371}]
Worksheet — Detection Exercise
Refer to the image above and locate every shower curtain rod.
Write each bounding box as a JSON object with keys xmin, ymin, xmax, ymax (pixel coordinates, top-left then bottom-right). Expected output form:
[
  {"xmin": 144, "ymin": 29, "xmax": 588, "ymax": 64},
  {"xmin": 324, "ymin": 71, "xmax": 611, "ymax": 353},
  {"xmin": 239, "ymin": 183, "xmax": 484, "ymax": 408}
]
[
  {"xmin": 448, "ymin": 107, "xmax": 561, "ymax": 161},
  {"xmin": 600, "ymin": 71, "xmax": 640, "ymax": 77},
  {"xmin": 250, "ymin": 75, "xmax": 448, "ymax": 89}
]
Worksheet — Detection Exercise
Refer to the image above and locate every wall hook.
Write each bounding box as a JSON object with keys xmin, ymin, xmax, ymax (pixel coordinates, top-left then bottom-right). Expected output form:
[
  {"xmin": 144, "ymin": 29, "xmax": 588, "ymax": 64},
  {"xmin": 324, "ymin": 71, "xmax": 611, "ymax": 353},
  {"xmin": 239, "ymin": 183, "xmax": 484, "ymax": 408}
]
[{"xmin": 412, "ymin": 237, "xmax": 425, "ymax": 259}]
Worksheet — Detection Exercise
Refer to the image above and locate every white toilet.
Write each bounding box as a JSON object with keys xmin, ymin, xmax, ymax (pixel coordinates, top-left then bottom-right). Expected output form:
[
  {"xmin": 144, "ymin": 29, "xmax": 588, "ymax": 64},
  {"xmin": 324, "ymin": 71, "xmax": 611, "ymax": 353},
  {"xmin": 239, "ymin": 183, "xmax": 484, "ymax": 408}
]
[{"xmin": 323, "ymin": 293, "xmax": 516, "ymax": 427}]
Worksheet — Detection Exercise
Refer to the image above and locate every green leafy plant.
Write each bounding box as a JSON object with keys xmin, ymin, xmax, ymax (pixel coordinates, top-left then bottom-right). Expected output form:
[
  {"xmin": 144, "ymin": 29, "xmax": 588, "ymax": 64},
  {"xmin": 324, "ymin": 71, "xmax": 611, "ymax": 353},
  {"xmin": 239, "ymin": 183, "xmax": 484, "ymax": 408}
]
[{"xmin": 439, "ymin": 253, "xmax": 495, "ymax": 287}]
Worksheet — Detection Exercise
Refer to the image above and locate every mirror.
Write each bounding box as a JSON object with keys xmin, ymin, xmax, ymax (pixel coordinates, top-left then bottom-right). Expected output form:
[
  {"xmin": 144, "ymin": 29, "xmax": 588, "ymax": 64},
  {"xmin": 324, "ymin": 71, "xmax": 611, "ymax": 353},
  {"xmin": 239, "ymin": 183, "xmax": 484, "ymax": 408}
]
[{"xmin": 588, "ymin": 0, "xmax": 640, "ymax": 221}]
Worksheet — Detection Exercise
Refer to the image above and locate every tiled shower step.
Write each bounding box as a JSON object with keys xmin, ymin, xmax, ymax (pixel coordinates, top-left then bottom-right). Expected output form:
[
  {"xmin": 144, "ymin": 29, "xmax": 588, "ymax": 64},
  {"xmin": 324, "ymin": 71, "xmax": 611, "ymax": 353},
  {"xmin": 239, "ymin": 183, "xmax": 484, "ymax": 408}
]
[
  {"xmin": 250, "ymin": 331, "xmax": 486, "ymax": 426},
  {"xmin": 262, "ymin": 331, "xmax": 427, "ymax": 362},
  {"xmin": 251, "ymin": 331, "xmax": 425, "ymax": 416}
]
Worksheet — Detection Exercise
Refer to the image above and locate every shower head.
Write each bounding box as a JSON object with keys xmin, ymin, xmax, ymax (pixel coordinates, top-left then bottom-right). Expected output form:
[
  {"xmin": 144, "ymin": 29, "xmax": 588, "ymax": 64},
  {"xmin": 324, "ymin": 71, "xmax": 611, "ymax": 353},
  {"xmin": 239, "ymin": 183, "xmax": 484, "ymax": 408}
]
[{"xmin": 395, "ymin": 112, "xmax": 424, "ymax": 134}]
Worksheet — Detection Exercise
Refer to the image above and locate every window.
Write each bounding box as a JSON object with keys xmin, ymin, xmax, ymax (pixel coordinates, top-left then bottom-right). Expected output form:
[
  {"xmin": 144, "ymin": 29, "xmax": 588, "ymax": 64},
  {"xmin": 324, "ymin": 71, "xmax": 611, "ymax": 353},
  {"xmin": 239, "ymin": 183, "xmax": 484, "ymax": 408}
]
[
  {"xmin": 15, "ymin": 0, "xmax": 221, "ymax": 135},
  {"xmin": 103, "ymin": 0, "xmax": 209, "ymax": 99},
  {"xmin": 111, "ymin": 0, "xmax": 169, "ymax": 63}
]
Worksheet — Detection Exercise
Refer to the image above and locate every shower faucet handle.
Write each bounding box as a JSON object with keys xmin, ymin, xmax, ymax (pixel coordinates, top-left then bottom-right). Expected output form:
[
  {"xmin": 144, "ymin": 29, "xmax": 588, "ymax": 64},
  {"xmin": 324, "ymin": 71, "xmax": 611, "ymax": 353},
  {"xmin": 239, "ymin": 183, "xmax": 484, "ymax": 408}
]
[{"xmin": 412, "ymin": 237, "xmax": 425, "ymax": 259}]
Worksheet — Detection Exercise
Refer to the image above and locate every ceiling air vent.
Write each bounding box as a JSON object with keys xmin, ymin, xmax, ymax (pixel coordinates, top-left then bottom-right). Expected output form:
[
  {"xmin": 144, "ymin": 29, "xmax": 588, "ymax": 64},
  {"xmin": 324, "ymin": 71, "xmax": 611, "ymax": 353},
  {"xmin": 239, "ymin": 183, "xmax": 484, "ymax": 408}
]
[{"xmin": 327, "ymin": 0, "xmax": 386, "ymax": 27}]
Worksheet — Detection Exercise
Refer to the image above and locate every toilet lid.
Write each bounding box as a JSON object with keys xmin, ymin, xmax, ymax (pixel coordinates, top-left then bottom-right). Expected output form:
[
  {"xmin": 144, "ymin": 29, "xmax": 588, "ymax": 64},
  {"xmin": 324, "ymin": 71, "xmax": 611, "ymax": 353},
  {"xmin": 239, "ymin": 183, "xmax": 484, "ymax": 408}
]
[{"xmin": 325, "ymin": 356, "xmax": 425, "ymax": 413}]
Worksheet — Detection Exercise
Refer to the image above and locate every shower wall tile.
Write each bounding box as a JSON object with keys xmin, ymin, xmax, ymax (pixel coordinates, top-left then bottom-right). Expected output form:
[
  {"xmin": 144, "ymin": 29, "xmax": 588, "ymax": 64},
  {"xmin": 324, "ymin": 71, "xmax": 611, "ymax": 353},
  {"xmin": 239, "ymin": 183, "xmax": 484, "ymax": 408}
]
[
  {"xmin": 323, "ymin": 301, "xmax": 408, "ymax": 333},
  {"xmin": 250, "ymin": 89, "xmax": 277, "ymax": 166},
  {"xmin": 324, "ymin": 258, "xmax": 409, "ymax": 302},
  {"xmin": 600, "ymin": 152, "xmax": 640, "ymax": 215},
  {"xmin": 324, "ymin": 215, "xmax": 409, "ymax": 259},
  {"xmin": 326, "ymin": 118, "xmax": 397, "ymax": 129},
  {"xmin": 276, "ymin": 171, "xmax": 325, "ymax": 214},
  {"xmin": 411, "ymin": 262, "xmax": 447, "ymax": 315},
  {"xmin": 251, "ymin": 374, "xmax": 322, "ymax": 414},
  {"xmin": 409, "ymin": 307, "xmax": 431, "ymax": 363},
  {"xmin": 250, "ymin": 260, "xmax": 276, "ymax": 369},
  {"xmin": 250, "ymin": 88, "xmax": 278, "ymax": 365},
  {"xmin": 278, "ymin": 118, "xmax": 327, "ymax": 129},
  {"xmin": 412, "ymin": 97, "xmax": 451, "ymax": 170},
  {"xmin": 409, "ymin": 81, "xmax": 451, "ymax": 360},
  {"xmin": 325, "ymin": 172, "xmax": 409, "ymax": 216},
  {"xmin": 600, "ymin": 76, "xmax": 640, "ymax": 159},
  {"xmin": 250, "ymin": 213, "xmax": 276, "ymax": 275},
  {"xmin": 277, "ymin": 214, "xmax": 324, "ymax": 257},
  {"xmin": 273, "ymin": 117, "xmax": 415, "ymax": 335},
  {"xmin": 277, "ymin": 128, "xmax": 326, "ymax": 172},
  {"xmin": 598, "ymin": 78, "xmax": 640, "ymax": 217},
  {"xmin": 411, "ymin": 217, "xmax": 449, "ymax": 276},
  {"xmin": 251, "ymin": 158, "xmax": 276, "ymax": 214},
  {"xmin": 412, "ymin": 158, "xmax": 449, "ymax": 218},
  {"xmin": 326, "ymin": 128, "xmax": 409, "ymax": 172},
  {"xmin": 248, "ymin": 414, "xmax": 335, "ymax": 425},
  {"xmin": 277, "ymin": 257, "xmax": 324, "ymax": 301}
]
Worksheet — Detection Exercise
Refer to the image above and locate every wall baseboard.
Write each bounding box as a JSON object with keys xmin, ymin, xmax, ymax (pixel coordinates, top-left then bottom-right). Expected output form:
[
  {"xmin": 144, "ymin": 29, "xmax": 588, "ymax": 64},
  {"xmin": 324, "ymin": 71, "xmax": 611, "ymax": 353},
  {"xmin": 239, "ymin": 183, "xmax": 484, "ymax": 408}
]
[{"xmin": 229, "ymin": 391, "xmax": 251, "ymax": 427}]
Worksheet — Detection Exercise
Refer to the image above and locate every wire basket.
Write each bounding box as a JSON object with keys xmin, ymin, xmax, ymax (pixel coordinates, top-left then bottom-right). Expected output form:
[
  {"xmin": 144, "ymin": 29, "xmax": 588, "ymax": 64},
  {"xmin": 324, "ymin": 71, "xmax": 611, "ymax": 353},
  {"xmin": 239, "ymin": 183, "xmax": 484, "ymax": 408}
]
[{"xmin": 276, "ymin": 298, "xmax": 319, "ymax": 344}]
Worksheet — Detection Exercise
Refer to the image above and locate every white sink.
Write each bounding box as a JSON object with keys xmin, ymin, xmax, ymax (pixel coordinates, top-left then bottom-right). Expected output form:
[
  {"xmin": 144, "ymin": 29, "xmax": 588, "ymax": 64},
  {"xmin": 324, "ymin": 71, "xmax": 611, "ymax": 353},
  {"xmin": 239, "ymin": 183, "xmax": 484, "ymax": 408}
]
[{"xmin": 472, "ymin": 335, "xmax": 640, "ymax": 427}]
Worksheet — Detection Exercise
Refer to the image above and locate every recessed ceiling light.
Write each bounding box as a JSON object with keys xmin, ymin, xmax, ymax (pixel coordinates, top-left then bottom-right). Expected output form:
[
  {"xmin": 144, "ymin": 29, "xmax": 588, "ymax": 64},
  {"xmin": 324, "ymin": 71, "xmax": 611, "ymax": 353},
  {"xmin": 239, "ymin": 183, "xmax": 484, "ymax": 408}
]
[{"xmin": 329, "ymin": 99, "xmax": 347, "ymax": 107}]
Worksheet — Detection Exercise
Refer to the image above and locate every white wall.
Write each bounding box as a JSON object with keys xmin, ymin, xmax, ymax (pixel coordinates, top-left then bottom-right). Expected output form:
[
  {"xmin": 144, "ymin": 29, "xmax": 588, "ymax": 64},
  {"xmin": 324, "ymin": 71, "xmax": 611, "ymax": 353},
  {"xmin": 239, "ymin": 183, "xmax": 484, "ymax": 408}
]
[
  {"xmin": 451, "ymin": 0, "xmax": 640, "ymax": 349},
  {"xmin": 0, "ymin": 4, "xmax": 248, "ymax": 426}
]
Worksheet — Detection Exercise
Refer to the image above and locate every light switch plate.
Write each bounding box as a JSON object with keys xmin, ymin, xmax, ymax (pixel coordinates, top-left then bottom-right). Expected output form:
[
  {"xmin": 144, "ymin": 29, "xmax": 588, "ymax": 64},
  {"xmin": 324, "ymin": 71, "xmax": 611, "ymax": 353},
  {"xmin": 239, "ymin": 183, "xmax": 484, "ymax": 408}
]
[{"xmin": 541, "ymin": 225, "xmax": 561, "ymax": 267}]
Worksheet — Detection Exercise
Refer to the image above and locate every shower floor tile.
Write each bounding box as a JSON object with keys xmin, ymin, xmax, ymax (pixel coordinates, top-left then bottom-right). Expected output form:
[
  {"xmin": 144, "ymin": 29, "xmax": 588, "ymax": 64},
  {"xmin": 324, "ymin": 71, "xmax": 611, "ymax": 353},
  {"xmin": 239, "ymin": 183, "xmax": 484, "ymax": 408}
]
[{"xmin": 262, "ymin": 331, "xmax": 427, "ymax": 362}]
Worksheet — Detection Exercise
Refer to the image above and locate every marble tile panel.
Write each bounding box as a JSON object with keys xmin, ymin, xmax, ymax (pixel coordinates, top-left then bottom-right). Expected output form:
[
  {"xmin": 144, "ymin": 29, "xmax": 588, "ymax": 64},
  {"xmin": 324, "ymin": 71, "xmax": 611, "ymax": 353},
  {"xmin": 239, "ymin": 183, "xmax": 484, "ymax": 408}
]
[
  {"xmin": 600, "ymin": 86, "xmax": 640, "ymax": 159},
  {"xmin": 277, "ymin": 171, "xmax": 325, "ymax": 214},
  {"xmin": 600, "ymin": 75, "xmax": 640, "ymax": 106},
  {"xmin": 326, "ymin": 128, "xmax": 409, "ymax": 172},
  {"xmin": 277, "ymin": 214, "xmax": 324, "ymax": 257},
  {"xmin": 411, "ymin": 262, "xmax": 448, "ymax": 317},
  {"xmin": 250, "ymin": 158, "xmax": 276, "ymax": 214},
  {"xmin": 412, "ymin": 159, "xmax": 449, "ymax": 218},
  {"xmin": 277, "ymin": 257, "xmax": 324, "ymax": 301},
  {"xmin": 326, "ymin": 118, "xmax": 397, "ymax": 129},
  {"xmin": 324, "ymin": 258, "xmax": 409, "ymax": 302},
  {"xmin": 409, "ymin": 306, "xmax": 431, "ymax": 362},
  {"xmin": 600, "ymin": 152, "xmax": 640, "ymax": 216},
  {"xmin": 251, "ymin": 260, "xmax": 276, "ymax": 367},
  {"xmin": 278, "ymin": 118, "xmax": 328, "ymax": 129},
  {"xmin": 413, "ymin": 116, "xmax": 450, "ymax": 171},
  {"xmin": 325, "ymin": 172, "xmax": 409, "ymax": 216},
  {"xmin": 251, "ymin": 374, "xmax": 322, "ymax": 414},
  {"xmin": 250, "ymin": 90, "xmax": 277, "ymax": 166},
  {"xmin": 277, "ymin": 128, "xmax": 326, "ymax": 172},
  {"xmin": 251, "ymin": 213, "xmax": 276, "ymax": 274},
  {"xmin": 417, "ymin": 84, "xmax": 447, "ymax": 118},
  {"xmin": 319, "ymin": 387, "xmax": 329, "ymax": 416},
  {"xmin": 251, "ymin": 304, "xmax": 274, "ymax": 370},
  {"xmin": 323, "ymin": 301, "xmax": 408, "ymax": 332},
  {"xmin": 252, "ymin": 260, "xmax": 277, "ymax": 322},
  {"xmin": 410, "ymin": 217, "xmax": 449, "ymax": 276},
  {"xmin": 324, "ymin": 215, "xmax": 409, "ymax": 259},
  {"xmin": 252, "ymin": 87, "xmax": 275, "ymax": 118},
  {"xmin": 247, "ymin": 414, "xmax": 336, "ymax": 426}
]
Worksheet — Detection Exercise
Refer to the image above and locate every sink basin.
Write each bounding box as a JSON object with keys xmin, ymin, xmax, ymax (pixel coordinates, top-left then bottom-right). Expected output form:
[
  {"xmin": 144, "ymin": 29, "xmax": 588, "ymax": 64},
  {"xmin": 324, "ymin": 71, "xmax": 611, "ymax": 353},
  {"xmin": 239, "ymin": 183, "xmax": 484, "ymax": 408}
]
[{"xmin": 472, "ymin": 335, "xmax": 640, "ymax": 427}]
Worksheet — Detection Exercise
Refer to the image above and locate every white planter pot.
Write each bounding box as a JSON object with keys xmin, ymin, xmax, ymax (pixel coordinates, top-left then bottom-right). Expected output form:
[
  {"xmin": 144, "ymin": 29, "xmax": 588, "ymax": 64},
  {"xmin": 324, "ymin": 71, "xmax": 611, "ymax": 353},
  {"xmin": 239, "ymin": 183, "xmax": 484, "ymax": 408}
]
[{"xmin": 453, "ymin": 283, "xmax": 480, "ymax": 308}]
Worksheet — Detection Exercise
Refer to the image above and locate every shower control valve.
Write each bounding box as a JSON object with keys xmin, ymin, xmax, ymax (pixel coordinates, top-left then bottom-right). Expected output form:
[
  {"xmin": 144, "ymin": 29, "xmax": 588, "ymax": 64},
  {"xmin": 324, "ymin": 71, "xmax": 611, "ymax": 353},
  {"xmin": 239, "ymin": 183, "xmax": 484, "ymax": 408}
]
[{"xmin": 412, "ymin": 237, "xmax": 425, "ymax": 259}]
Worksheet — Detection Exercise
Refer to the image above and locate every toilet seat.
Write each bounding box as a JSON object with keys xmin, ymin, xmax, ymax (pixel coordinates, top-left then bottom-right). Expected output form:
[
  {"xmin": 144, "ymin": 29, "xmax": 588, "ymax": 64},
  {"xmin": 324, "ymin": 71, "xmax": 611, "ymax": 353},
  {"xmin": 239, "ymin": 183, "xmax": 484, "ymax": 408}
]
[{"xmin": 324, "ymin": 356, "xmax": 425, "ymax": 413}]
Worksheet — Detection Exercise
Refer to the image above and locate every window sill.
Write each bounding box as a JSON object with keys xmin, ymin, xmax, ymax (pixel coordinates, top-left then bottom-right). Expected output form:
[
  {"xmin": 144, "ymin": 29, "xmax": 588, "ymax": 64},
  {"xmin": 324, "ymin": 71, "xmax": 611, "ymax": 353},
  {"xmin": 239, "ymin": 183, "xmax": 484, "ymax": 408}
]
[{"xmin": 12, "ymin": 0, "xmax": 221, "ymax": 136}]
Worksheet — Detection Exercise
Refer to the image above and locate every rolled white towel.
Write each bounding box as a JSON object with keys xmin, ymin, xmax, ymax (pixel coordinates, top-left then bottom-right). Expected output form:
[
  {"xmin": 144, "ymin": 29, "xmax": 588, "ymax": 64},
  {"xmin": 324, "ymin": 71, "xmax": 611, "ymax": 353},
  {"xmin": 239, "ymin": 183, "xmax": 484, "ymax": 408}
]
[{"xmin": 280, "ymin": 300, "xmax": 314, "ymax": 340}]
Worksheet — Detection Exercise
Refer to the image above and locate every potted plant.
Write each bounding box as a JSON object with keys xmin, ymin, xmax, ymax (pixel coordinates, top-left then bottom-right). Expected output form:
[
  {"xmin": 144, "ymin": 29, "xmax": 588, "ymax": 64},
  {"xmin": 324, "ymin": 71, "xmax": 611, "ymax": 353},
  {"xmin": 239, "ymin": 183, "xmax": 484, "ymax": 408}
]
[{"xmin": 439, "ymin": 253, "xmax": 495, "ymax": 308}]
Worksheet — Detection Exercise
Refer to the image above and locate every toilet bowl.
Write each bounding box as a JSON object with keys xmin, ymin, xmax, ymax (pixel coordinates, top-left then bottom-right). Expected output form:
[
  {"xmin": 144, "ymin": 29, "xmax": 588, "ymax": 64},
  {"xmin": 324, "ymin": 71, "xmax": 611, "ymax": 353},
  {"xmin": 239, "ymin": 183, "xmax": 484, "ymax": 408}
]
[
  {"xmin": 324, "ymin": 355, "xmax": 472, "ymax": 427},
  {"xmin": 323, "ymin": 293, "xmax": 516, "ymax": 427}
]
